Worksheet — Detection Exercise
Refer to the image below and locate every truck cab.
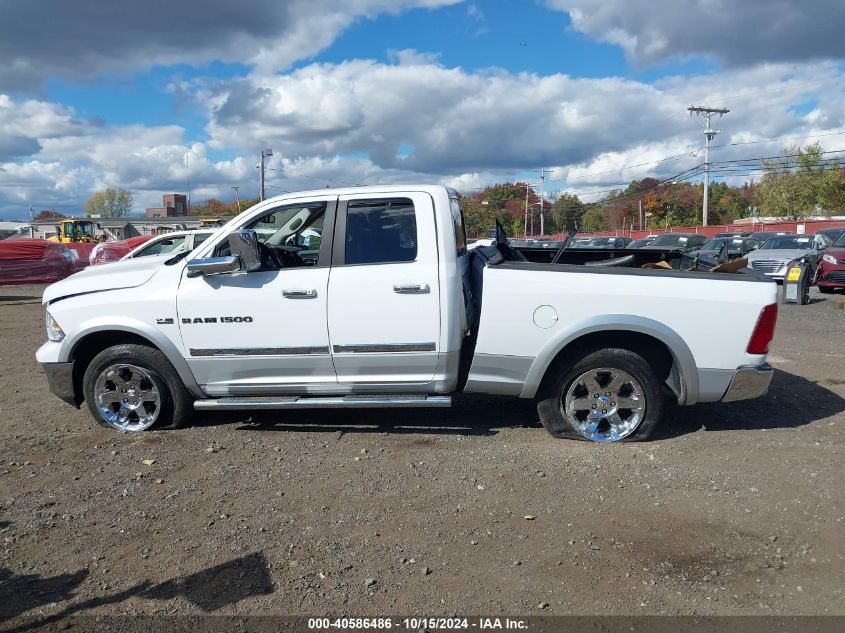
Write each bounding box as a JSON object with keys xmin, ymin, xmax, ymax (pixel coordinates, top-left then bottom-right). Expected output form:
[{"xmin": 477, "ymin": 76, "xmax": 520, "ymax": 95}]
[{"xmin": 50, "ymin": 219, "xmax": 99, "ymax": 244}]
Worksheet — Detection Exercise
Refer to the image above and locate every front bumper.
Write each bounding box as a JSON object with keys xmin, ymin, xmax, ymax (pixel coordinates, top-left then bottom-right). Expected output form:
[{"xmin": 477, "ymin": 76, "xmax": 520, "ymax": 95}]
[
  {"xmin": 722, "ymin": 364, "xmax": 774, "ymax": 403},
  {"xmin": 42, "ymin": 361, "xmax": 80, "ymax": 408},
  {"xmin": 817, "ymin": 263, "xmax": 845, "ymax": 287}
]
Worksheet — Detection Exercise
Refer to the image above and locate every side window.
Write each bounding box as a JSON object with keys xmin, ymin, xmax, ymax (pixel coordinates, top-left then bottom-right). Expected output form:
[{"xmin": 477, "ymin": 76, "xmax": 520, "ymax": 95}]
[
  {"xmin": 138, "ymin": 236, "xmax": 186, "ymax": 257},
  {"xmin": 216, "ymin": 202, "xmax": 327, "ymax": 267},
  {"xmin": 449, "ymin": 197, "xmax": 467, "ymax": 256},
  {"xmin": 344, "ymin": 198, "xmax": 417, "ymax": 265},
  {"xmin": 192, "ymin": 233, "xmax": 211, "ymax": 248}
]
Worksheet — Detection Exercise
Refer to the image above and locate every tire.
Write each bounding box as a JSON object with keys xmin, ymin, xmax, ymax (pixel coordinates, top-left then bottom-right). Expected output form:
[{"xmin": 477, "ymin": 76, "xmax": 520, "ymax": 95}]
[
  {"xmin": 801, "ymin": 277, "xmax": 811, "ymax": 305},
  {"xmin": 82, "ymin": 344, "xmax": 193, "ymax": 431},
  {"xmin": 818, "ymin": 286, "xmax": 833, "ymax": 294},
  {"xmin": 536, "ymin": 348, "xmax": 664, "ymax": 442}
]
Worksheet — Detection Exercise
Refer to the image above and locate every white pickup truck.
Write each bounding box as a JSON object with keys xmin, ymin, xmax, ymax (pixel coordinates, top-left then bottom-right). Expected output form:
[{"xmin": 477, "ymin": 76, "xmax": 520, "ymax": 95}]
[{"xmin": 37, "ymin": 185, "xmax": 778, "ymax": 443}]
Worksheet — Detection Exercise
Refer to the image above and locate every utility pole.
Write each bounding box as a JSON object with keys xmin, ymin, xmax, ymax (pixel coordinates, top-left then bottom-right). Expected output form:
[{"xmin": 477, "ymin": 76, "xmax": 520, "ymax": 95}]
[
  {"xmin": 524, "ymin": 183, "xmax": 530, "ymax": 237},
  {"xmin": 185, "ymin": 152, "xmax": 191, "ymax": 215},
  {"xmin": 539, "ymin": 168, "xmax": 546, "ymax": 236},
  {"xmin": 530, "ymin": 168, "xmax": 549, "ymax": 235},
  {"xmin": 232, "ymin": 185, "xmax": 241, "ymax": 213},
  {"xmin": 688, "ymin": 106, "xmax": 729, "ymax": 226},
  {"xmin": 259, "ymin": 148, "xmax": 273, "ymax": 201}
]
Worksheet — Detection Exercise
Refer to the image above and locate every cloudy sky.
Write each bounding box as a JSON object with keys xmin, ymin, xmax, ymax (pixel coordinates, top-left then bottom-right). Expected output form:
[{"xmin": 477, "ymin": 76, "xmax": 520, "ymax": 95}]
[{"xmin": 1, "ymin": 0, "xmax": 844, "ymax": 219}]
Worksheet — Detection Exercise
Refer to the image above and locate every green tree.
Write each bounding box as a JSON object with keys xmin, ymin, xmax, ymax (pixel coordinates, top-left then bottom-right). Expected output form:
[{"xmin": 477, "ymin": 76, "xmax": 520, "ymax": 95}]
[
  {"xmin": 85, "ymin": 188, "xmax": 134, "ymax": 218},
  {"xmin": 757, "ymin": 143, "xmax": 844, "ymax": 220},
  {"xmin": 549, "ymin": 193, "xmax": 584, "ymax": 232},
  {"xmin": 580, "ymin": 207, "xmax": 608, "ymax": 232}
]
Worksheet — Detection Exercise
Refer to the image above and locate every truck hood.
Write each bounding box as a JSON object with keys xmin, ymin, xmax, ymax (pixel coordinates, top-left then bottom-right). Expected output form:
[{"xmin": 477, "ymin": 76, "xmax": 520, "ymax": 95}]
[{"xmin": 43, "ymin": 256, "xmax": 172, "ymax": 304}]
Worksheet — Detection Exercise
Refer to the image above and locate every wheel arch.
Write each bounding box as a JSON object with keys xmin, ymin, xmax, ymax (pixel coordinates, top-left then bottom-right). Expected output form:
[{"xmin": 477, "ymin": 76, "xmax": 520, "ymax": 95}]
[
  {"xmin": 65, "ymin": 320, "xmax": 203, "ymax": 403},
  {"xmin": 520, "ymin": 315, "xmax": 699, "ymax": 405}
]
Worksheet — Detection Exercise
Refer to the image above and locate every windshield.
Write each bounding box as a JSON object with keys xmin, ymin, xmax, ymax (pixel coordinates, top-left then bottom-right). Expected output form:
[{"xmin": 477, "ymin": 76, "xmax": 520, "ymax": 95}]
[
  {"xmin": 760, "ymin": 236, "xmax": 814, "ymax": 250},
  {"xmin": 588, "ymin": 237, "xmax": 616, "ymax": 247},
  {"xmin": 650, "ymin": 234, "xmax": 689, "ymax": 246},
  {"xmin": 834, "ymin": 233, "xmax": 845, "ymax": 248},
  {"xmin": 702, "ymin": 238, "xmax": 728, "ymax": 250}
]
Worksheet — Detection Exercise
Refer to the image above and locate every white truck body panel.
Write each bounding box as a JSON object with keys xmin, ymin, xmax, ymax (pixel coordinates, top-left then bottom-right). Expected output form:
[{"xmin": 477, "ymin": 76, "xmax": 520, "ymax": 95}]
[{"xmin": 467, "ymin": 264, "xmax": 775, "ymax": 403}]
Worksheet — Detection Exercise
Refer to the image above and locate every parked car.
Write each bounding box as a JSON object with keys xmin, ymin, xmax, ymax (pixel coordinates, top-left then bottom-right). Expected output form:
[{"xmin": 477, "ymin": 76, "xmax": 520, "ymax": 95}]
[
  {"xmin": 748, "ymin": 230, "xmax": 789, "ymax": 242},
  {"xmin": 467, "ymin": 238, "xmax": 493, "ymax": 250},
  {"xmin": 638, "ymin": 233, "xmax": 709, "ymax": 252},
  {"xmin": 38, "ymin": 185, "xmax": 777, "ymax": 444},
  {"xmin": 689, "ymin": 237, "xmax": 761, "ymax": 262},
  {"xmin": 815, "ymin": 227, "xmax": 845, "ymax": 244},
  {"xmin": 0, "ymin": 239, "xmax": 76, "ymax": 285},
  {"xmin": 88, "ymin": 236, "xmax": 153, "ymax": 266},
  {"xmin": 712, "ymin": 231, "xmax": 751, "ymax": 239},
  {"xmin": 817, "ymin": 231, "xmax": 845, "ymax": 293},
  {"xmin": 745, "ymin": 233, "xmax": 831, "ymax": 282},
  {"xmin": 570, "ymin": 236, "xmax": 633, "ymax": 249},
  {"xmin": 628, "ymin": 236, "xmax": 658, "ymax": 249},
  {"xmin": 123, "ymin": 230, "xmax": 214, "ymax": 260}
]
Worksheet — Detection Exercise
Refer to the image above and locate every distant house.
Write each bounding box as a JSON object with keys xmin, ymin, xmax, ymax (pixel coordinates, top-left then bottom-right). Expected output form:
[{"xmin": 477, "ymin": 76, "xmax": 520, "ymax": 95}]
[{"xmin": 146, "ymin": 194, "xmax": 188, "ymax": 218}]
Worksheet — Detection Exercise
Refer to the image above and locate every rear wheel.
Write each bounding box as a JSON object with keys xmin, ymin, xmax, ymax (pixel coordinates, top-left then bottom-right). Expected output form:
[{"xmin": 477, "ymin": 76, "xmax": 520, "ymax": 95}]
[
  {"xmin": 818, "ymin": 286, "xmax": 833, "ymax": 294},
  {"xmin": 537, "ymin": 348, "xmax": 664, "ymax": 442},
  {"xmin": 82, "ymin": 344, "xmax": 192, "ymax": 431}
]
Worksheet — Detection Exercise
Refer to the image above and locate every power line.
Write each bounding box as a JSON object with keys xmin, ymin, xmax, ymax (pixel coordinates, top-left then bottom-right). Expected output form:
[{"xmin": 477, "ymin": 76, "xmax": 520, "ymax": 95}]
[{"xmin": 712, "ymin": 129, "xmax": 845, "ymax": 149}]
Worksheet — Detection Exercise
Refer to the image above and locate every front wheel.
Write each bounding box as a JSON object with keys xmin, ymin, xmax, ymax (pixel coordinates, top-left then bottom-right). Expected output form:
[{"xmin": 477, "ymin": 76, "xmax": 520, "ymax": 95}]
[
  {"xmin": 537, "ymin": 348, "xmax": 664, "ymax": 442},
  {"xmin": 82, "ymin": 344, "xmax": 193, "ymax": 431}
]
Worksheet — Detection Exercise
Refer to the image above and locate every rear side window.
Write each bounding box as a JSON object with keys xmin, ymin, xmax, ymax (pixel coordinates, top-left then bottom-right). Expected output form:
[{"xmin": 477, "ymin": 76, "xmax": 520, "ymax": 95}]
[
  {"xmin": 345, "ymin": 198, "xmax": 417, "ymax": 265},
  {"xmin": 449, "ymin": 197, "xmax": 467, "ymax": 256}
]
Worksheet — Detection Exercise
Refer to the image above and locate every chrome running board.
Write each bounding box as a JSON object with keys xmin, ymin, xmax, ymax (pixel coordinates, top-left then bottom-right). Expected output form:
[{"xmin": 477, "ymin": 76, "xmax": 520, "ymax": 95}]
[{"xmin": 194, "ymin": 394, "xmax": 452, "ymax": 410}]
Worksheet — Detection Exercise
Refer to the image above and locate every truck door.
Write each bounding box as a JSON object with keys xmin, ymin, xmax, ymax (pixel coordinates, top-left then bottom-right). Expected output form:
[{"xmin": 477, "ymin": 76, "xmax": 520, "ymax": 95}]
[
  {"xmin": 177, "ymin": 197, "xmax": 337, "ymax": 396},
  {"xmin": 327, "ymin": 193, "xmax": 441, "ymax": 385}
]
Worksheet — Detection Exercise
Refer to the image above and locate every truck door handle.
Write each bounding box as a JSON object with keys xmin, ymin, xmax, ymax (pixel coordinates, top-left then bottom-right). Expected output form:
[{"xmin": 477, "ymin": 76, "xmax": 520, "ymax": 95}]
[
  {"xmin": 393, "ymin": 283, "xmax": 430, "ymax": 294},
  {"xmin": 282, "ymin": 288, "xmax": 317, "ymax": 298}
]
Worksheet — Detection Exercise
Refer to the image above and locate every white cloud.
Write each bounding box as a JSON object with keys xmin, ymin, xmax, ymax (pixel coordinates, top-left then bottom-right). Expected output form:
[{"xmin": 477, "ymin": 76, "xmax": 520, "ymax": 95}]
[
  {"xmin": 546, "ymin": 0, "xmax": 845, "ymax": 66},
  {"xmin": 203, "ymin": 58, "xmax": 845, "ymax": 184}
]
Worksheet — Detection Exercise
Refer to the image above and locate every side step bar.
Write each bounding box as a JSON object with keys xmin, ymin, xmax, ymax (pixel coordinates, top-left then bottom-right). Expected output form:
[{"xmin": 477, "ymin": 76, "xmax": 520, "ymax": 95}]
[{"xmin": 194, "ymin": 394, "xmax": 452, "ymax": 411}]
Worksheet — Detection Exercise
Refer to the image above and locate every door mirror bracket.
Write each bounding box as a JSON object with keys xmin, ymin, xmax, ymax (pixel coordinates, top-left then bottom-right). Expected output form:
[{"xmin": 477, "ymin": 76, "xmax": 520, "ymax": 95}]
[{"xmin": 186, "ymin": 255, "xmax": 241, "ymax": 278}]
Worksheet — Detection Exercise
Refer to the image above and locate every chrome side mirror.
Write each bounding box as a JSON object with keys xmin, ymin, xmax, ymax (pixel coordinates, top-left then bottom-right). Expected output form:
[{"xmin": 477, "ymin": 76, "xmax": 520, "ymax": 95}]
[
  {"xmin": 186, "ymin": 255, "xmax": 241, "ymax": 278},
  {"xmin": 229, "ymin": 229, "xmax": 262, "ymax": 272}
]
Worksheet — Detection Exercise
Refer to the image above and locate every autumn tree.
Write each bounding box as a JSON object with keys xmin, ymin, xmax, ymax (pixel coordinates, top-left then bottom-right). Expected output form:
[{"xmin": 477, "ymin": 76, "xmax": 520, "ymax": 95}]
[
  {"xmin": 461, "ymin": 182, "xmax": 537, "ymax": 237},
  {"xmin": 34, "ymin": 210, "xmax": 66, "ymax": 221},
  {"xmin": 85, "ymin": 188, "xmax": 134, "ymax": 218}
]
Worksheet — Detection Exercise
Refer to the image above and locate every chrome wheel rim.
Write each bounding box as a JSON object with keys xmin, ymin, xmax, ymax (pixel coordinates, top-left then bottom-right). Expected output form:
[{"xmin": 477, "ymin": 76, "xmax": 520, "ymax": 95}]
[
  {"xmin": 93, "ymin": 364, "xmax": 162, "ymax": 431},
  {"xmin": 561, "ymin": 367, "xmax": 646, "ymax": 442}
]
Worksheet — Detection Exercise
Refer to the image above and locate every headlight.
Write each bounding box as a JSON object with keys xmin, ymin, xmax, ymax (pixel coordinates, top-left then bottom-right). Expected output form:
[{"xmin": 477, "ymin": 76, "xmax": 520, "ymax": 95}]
[
  {"xmin": 45, "ymin": 311, "xmax": 65, "ymax": 342},
  {"xmin": 822, "ymin": 254, "xmax": 837, "ymax": 265}
]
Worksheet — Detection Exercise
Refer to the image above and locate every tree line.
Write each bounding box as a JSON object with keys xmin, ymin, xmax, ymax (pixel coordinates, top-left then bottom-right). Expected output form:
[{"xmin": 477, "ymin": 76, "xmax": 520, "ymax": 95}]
[{"xmin": 460, "ymin": 143, "xmax": 844, "ymax": 237}]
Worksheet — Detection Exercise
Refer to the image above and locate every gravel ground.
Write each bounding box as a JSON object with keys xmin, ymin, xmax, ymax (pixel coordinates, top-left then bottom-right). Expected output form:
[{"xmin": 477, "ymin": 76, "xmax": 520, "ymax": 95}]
[{"xmin": 0, "ymin": 283, "xmax": 842, "ymax": 625}]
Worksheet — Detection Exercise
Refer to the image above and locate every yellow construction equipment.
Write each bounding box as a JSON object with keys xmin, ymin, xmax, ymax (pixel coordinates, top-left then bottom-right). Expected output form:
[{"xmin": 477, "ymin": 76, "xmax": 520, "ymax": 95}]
[
  {"xmin": 48, "ymin": 219, "xmax": 101, "ymax": 244},
  {"xmin": 198, "ymin": 217, "xmax": 224, "ymax": 228}
]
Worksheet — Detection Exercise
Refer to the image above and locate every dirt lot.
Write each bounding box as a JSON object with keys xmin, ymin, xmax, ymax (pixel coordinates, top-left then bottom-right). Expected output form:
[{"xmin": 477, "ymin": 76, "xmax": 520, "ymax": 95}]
[{"xmin": 0, "ymin": 283, "xmax": 843, "ymax": 625}]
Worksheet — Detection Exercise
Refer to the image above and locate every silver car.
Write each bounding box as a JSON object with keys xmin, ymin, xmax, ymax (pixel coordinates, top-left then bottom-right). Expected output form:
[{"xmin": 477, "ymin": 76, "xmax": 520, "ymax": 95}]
[{"xmin": 745, "ymin": 233, "xmax": 831, "ymax": 281}]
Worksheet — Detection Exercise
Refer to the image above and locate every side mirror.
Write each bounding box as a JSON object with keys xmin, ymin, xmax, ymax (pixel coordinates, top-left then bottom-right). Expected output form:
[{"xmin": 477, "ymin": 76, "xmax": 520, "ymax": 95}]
[
  {"xmin": 186, "ymin": 255, "xmax": 241, "ymax": 278},
  {"xmin": 229, "ymin": 229, "xmax": 262, "ymax": 272}
]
